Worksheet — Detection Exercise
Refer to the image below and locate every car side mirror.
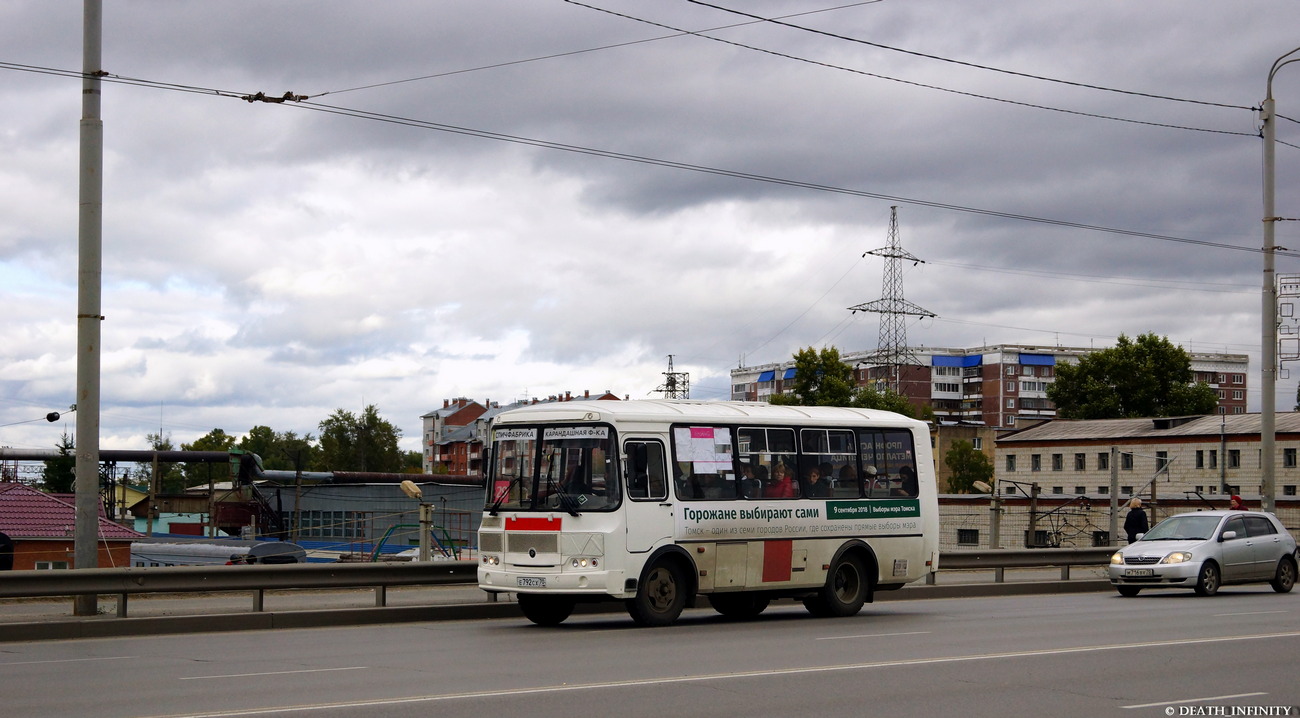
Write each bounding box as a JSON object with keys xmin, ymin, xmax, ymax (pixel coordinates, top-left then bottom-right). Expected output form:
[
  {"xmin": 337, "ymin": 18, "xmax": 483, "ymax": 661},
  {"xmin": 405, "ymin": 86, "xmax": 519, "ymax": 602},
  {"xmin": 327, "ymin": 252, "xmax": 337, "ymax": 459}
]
[
  {"xmin": 1135, "ymin": 533, "xmax": 1144, "ymax": 541},
  {"xmin": 1219, "ymin": 530, "xmax": 1237, "ymax": 542}
]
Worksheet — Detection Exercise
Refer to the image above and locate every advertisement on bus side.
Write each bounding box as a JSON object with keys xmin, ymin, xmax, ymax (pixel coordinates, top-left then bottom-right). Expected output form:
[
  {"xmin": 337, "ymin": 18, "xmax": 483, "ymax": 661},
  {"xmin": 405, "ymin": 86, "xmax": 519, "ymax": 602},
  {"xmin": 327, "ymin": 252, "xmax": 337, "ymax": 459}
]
[{"xmin": 675, "ymin": 499, "xmax": 921, "ymax": 540}]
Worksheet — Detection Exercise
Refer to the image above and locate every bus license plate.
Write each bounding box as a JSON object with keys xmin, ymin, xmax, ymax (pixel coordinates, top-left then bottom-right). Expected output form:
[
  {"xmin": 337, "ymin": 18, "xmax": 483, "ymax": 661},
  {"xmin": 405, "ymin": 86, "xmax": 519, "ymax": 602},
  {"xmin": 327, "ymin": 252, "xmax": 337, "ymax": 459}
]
[
  {"xmin": 517, "ymin": 576, "xmax": 546, "ymax": 588},
  {"xmin": 1124, "ymin": 569, "xmax": 1154, "ymax": 577}
]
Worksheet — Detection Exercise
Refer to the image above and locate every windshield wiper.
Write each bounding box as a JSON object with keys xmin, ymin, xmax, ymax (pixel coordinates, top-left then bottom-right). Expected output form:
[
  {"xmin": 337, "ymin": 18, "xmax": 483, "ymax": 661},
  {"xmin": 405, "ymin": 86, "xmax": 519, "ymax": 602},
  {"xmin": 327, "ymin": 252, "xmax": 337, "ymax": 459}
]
[
  {"xmin": 488, "ymin": 475, "xmax": 525, "ymax": 516},
  {"xmin": 541, "ymin": 454, "xmax": 580, "ymax": 517}
]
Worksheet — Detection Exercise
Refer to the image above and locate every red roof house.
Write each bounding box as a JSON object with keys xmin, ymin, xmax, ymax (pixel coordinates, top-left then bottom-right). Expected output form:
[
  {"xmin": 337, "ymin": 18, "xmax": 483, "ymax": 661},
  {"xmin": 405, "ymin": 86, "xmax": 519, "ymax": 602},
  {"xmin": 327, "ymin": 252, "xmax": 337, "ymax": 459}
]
[{"xmin": 0, "ymin": 482, "xmax": 143, "ymax": 570}]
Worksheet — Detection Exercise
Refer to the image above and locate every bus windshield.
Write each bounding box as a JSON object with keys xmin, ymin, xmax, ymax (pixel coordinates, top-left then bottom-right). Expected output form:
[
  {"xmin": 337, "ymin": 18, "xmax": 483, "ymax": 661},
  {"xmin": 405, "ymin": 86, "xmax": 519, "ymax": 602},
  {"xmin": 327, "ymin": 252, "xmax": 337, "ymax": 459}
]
[{"xmin": 487, "ymin": 425, "xmax": 619, "ymax": 513}]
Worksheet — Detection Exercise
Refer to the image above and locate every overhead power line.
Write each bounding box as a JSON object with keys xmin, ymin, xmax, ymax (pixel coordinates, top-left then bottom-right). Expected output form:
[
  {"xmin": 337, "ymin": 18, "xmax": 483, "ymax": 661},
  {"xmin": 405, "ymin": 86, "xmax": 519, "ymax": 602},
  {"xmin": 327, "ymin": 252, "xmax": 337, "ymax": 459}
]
[
  {"xmin": 683, "ymin": 0, "xmax": 1252, "ymax": 111},
  {"xmin": 563, "ymin": 1, "xmax": 1259, "ymax": 138},
  {"xmin": 311, "ymin": 1, "xmax": 884, "ymax": 98},
  {"xmin": 289, "ymin": 98, "xmax": 1300, "ymax": 258},
  {"xmin": 0, "ymin": 60, "xmax": 1294, "ymax": 252}
]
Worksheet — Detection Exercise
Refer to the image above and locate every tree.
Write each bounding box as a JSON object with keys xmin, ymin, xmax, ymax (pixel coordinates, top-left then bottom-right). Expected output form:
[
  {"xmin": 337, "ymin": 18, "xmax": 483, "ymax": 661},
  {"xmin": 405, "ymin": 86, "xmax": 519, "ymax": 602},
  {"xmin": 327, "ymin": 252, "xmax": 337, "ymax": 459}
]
[
  {"xmin": 403, "ymin": 450, "xmax": 424, "ymax": 473},
  {"xmin": 318, "ymin": 405, "xmax": 403, "ymax": 472},
  {"xmin": 41, "ymin": 432, "xmax": 77, "ymax": 493},
  {"xmin": 1046, "ymin": 333, "xmax": 1218, "ymax": 419},
  {"xmin": 769, "ymin": 347, "xmax": 858, "ymax": 406},
  {"xmin": 944, "ymin": 440, "xmax": 993, "ymax": 494},
  {"xmin": 180, "ymin": 428, "xmax": 237, "ymax": 485},
  {"xmin": 769, "ymin": 346, "xmax": 919, "ymax": 418},
  {"xmin": 237, "ymin": 426, "xmax": 320, "ymax": 472}
]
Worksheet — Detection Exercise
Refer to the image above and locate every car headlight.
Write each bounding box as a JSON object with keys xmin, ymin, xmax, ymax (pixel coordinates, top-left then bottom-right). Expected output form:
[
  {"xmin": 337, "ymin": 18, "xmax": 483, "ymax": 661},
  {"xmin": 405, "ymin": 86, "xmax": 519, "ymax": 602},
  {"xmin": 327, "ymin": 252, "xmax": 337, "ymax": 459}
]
[
  {"xmin": 1160, "ymin": 552, "xmax": 1193, "ymax": 565},
  {"xmin": 1110, "ymin": 552, "xmax": 1124, "ymax": 565}
]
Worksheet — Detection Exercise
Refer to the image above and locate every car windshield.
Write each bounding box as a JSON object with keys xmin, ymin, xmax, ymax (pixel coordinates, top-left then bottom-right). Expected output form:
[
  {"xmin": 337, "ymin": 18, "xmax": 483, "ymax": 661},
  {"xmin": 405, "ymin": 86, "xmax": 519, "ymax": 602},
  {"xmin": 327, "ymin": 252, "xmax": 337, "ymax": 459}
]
[{"xmin": 1139, "ymin": 515, "xmax": 1221, "ymax": 541}]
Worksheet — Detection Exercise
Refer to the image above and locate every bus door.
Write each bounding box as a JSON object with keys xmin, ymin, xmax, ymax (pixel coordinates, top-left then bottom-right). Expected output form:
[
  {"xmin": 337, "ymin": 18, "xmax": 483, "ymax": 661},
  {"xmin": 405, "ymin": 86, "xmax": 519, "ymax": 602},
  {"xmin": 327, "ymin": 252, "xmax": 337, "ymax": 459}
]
[{"xmin": 623, "ymin": 439, "xmax": 672, "ymax": 553}]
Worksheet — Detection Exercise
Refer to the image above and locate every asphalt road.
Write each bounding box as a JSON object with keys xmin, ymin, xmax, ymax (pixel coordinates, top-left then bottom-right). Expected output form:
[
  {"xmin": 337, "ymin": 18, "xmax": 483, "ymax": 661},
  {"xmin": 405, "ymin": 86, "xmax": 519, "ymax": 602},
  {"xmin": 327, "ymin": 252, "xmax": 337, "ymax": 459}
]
[{"xmin": 2, "ymin": 585, "xmax": 1297, "ymax": 718}]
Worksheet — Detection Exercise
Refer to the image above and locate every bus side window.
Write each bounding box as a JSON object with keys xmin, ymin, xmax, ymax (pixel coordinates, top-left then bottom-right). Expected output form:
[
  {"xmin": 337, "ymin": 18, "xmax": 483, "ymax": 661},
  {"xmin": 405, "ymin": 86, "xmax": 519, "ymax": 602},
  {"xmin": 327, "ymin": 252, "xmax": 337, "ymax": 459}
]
[{"xmin": 625, "ymin": 441, "xmax": 667, "ymax": 501}]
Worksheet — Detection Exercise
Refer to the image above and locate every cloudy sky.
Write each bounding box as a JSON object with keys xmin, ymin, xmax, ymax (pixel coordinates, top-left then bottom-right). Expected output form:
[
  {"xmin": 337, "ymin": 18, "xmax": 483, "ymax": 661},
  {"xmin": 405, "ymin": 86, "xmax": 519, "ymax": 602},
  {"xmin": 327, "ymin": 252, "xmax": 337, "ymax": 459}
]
[{"xmin": 2, "ymin": 1, "xmax": 1299, "ymax": 457}]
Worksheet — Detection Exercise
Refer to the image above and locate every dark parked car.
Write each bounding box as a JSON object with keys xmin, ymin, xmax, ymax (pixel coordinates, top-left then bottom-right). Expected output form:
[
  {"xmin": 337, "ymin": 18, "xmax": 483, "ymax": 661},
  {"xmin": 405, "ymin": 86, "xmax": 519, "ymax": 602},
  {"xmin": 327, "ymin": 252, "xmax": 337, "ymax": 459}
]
[{"xmin": 1108, "ymin": 510, "xmax": 1297, "ymax": 597}]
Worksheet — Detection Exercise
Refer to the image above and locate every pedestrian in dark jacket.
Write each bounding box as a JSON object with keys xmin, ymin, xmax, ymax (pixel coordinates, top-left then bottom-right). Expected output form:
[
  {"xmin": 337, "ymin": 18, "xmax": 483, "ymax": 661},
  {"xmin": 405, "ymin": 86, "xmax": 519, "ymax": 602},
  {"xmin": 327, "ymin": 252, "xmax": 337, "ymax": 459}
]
[{"xmin": 1124, "ymin": 498, "xmax": 1149, "ymax": 543}]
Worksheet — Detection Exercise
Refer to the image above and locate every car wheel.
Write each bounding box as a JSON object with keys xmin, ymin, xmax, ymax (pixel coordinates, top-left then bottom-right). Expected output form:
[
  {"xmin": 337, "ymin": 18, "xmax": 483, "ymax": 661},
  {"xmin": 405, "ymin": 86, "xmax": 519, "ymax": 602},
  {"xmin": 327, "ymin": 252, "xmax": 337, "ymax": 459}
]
[
  {"xmin": 707, "ymin": 592, "xmax": 771, "ymax": 619},
  {"xmin": 1270, "ymin": 557, "xmax": 1297, "ymax": 594},
  {"xmin": 1194, "ymin": 561, "xmax": 1220, "ymax": 596},
  {"xmin": 804, "ymin": 554, "xmax": 869, "ymax": 617},
  {"xmin": 627, "ymin": 560, "xmax": 688, "ymax": 627},
  {"xmin": 1116, "ymin": 586, "xmax": 1141, "ymax": 597},
  {"xmin": 517, "ymin": 594, "xmax": 575, "ymax": 626}
]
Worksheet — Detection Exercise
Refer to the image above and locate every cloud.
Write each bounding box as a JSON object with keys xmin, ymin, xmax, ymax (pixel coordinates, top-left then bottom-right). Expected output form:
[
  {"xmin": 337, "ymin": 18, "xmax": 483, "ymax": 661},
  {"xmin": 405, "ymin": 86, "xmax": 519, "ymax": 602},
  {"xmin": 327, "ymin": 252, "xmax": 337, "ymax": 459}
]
[{"xmin": 2, "ymin": 0, "xmax": 1299, "ymax": 455}]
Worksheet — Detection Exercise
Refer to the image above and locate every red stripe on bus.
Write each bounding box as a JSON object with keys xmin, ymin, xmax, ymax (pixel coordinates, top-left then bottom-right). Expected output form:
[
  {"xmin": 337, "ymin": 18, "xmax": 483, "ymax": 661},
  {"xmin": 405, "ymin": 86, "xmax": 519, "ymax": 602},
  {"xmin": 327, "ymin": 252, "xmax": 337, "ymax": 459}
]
[
  {"xmin": 762, "ymin": 540, "xmax": 793, "ymax": 582},
  {"xmin": 505, "ymin": 517, "xmax": 563, "ymax": 531}
]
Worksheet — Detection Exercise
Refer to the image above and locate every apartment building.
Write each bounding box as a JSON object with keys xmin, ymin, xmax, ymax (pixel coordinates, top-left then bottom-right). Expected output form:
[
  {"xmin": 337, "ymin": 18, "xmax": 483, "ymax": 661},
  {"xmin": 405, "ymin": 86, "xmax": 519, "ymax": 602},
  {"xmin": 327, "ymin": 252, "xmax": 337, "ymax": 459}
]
[{"xmin": 730, "ymin": 344, "xmax": 1249, "ymax": 427}]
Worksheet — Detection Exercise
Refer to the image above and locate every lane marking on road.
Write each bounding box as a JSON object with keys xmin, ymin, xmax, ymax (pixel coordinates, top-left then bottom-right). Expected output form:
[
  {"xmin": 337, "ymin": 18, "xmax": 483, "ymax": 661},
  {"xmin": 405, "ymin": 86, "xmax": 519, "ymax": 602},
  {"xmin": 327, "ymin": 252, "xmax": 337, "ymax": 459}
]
[
  {"xmin": 816, "ymin": 631, "xmax": 931, "ymax": 640},
  {"xmin": 1121, "ymin": 692, "xmax": 1268, "ymax": 709},
  {"xmin": 147, "ymin": 630, "xmax": 1300, "ymax": 718},
  {"xmin": 1212, "ymin": 610, "xmax": 1289, "ymax": 617},
  {"xmin": 0, "ymin": 656, "xmax": 134, "ymax": 666},
  {"xmin": 180, "ymin": 667, "xmax": 368, "ymax": 681}
]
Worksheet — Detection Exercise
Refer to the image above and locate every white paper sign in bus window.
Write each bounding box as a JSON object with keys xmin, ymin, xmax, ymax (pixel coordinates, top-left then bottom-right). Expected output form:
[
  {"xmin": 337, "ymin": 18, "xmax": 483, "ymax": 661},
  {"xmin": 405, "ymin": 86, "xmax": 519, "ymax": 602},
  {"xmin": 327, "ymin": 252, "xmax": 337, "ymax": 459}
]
[
  {"xmin": 542, "ymin": 426, "xmax": 609, "ymax": 441},
  {"xmin": 674, "ymin": 426, "xmax": 733, "ymax": 473},
  {"xmin": 494, "ymin": 428, "xmax": 537, "ymax": 442}
]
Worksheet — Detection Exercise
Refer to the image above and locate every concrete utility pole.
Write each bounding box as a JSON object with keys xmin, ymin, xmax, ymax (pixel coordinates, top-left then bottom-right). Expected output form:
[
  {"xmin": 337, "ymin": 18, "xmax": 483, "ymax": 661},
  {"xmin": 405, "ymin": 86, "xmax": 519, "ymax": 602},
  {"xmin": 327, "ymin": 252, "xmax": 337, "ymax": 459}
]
[
  {"xmin": 73, "ymin": 0, "xmax": 104, "ymax": 615},
  {"xmin": 1260, "ymin": 46, "xmax": 1300, "ymax": 514}
]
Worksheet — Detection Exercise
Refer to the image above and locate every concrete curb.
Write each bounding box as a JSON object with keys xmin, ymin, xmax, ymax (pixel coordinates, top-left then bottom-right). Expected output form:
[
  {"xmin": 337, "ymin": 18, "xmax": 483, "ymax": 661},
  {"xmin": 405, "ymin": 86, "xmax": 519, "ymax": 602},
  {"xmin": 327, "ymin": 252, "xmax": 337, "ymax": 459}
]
[{"xmin": 0, "ymin": 580, "xmax": 1113, "ymax": 642}]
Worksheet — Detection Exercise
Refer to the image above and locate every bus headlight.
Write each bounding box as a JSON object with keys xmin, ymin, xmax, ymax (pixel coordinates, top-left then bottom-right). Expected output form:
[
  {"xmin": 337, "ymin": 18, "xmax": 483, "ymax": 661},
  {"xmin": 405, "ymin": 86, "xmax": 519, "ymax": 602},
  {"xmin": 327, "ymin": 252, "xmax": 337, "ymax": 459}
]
[
  {"xmin": 570, "ymin": 557, "xmax": 598, "ymax": 569},
  {"xmin": 482, "ymin": 555, "xmax": 501, "ymax": 566}
]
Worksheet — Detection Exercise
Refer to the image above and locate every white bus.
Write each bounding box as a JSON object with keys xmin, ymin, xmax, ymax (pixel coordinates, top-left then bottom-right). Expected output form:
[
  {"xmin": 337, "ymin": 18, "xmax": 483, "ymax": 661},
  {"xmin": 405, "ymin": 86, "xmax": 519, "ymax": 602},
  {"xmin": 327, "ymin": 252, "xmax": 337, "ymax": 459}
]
[{"xmin": 477, "ymin": 400, "xmax": 939, "ymax": 626}]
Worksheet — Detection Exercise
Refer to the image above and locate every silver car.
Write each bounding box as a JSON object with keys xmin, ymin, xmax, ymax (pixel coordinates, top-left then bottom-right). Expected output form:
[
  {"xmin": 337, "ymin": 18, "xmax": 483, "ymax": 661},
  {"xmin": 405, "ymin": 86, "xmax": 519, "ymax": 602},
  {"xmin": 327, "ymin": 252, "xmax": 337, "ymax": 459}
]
[{"xmin": 1109, "ymin": 510, "xmax": 1297, "ymax": 597}]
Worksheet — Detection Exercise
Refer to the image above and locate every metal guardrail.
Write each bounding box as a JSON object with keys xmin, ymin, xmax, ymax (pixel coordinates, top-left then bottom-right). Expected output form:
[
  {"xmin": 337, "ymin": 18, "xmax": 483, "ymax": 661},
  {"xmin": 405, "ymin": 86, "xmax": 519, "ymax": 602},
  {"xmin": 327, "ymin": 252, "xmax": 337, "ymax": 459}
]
[
  {"xmin": 934, "ymin": 547, "xmax": 1115, "ymax": 583},
  {"xmin": 0, "ymin": 562, "xmax": 477, "ymax": 617},
  {"xmin": 0, "ymin": 549, "xmax": 1113, "ymax": 619}
]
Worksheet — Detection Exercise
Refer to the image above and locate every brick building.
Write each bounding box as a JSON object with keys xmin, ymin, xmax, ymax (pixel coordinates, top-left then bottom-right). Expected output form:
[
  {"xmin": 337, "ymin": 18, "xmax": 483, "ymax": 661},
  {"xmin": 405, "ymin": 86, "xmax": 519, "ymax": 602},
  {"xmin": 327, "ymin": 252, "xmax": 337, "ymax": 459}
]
[{"xmin": 0, "ymin": 482, "xmax": 143, "ymax": 570}]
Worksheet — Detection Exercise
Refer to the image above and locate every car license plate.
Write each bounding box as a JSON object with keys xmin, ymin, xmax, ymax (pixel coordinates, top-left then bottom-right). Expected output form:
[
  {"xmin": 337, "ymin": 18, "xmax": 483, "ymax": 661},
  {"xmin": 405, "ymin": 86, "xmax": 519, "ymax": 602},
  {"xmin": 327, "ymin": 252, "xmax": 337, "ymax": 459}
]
[
  {"xmin": 1123, "ymin": 568, "xmax": 1154, "ymax": 577},
  {"xmin": 517, "ymin": 576, "xmax": 546, "ymax": 588}
]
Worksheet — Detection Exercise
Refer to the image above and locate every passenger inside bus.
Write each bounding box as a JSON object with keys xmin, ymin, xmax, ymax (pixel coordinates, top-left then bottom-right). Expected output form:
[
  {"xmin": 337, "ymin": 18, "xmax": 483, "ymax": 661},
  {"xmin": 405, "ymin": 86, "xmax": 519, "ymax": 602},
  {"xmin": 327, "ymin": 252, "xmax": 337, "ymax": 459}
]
[
  {"xmin": 738, "ymin": 462, "xmax": 761, "ymax": 498},
  {"xmin": 837, "ymin": 464, "xmax": 858, "ymax": 498},
  {"xmin": 803, "ymin": 466, "xmax": 831, "ymax": 497},
  {"xmin": 893, "ymin": 465, "xmax": 919, "ymax": 497},
  {"xmin": 763, "ymin": 460, "xmax": 799, "ymax": 498},
  {"xmin": 863, "ymin": 465, "xmax": 889, "ymax": 497}
]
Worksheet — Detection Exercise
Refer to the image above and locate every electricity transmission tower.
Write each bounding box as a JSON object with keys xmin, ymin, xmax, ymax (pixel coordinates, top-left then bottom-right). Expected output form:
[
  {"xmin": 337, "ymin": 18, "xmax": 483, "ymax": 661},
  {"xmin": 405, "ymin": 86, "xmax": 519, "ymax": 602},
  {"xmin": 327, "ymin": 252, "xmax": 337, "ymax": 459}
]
[
  {"xmin": 847, "ymin": 206, "xmax": 935, "ymax": 394},
  {"xmin": 656, "ymin": 355, "xmax": 691, "ymax": 399}
]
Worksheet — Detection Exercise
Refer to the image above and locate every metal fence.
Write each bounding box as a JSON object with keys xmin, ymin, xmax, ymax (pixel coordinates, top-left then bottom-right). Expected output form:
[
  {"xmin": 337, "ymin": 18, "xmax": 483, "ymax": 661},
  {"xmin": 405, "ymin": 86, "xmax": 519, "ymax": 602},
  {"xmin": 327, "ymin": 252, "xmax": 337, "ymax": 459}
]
[{"xmin": 0, "ymin": 548, "xmax": 1112, "ymax": 619}]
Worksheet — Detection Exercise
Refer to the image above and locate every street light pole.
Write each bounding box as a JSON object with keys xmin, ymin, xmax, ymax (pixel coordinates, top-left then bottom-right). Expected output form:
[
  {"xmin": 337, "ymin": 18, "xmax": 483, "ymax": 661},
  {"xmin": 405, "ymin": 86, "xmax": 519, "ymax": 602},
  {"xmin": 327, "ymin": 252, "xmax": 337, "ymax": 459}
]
[{"xmin": 1261, "ymin": 46, "xmax": 1300, "ymax": 515}]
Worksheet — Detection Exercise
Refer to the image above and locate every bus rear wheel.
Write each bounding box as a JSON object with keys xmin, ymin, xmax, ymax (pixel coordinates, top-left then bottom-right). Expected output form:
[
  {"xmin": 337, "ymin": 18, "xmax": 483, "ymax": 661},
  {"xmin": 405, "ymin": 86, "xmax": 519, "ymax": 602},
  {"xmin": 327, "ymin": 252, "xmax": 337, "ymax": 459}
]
[
  {"xmin": 627, "ymin": 560, "xmax": 687, "ymax": 627},
  {"xmin": 804, "ymin": 554, "xmax": 869, "ymax": 618},
  {"xmin": 518, "ymin": 594, "xmax": 575, "ymax": 626},
  {"xmin": 707, "ymin": 592, "xmax": 770, "ymax": 619}
]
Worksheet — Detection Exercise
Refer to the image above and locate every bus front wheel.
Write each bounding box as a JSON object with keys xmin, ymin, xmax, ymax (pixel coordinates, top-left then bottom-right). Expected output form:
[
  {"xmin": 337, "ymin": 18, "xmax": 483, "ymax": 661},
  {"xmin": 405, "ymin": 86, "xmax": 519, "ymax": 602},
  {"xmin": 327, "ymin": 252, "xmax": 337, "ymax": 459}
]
[
  {"xmin": 804, "ymin": 554, "xmax": 869, "ymax": 618},
  {"xmin": 518, "ymin": 594, "xmax": 575, "ymax": 626},
  {"xmin": 627, "ymin": 560, "xmax": 688, "ymax": 627}
]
